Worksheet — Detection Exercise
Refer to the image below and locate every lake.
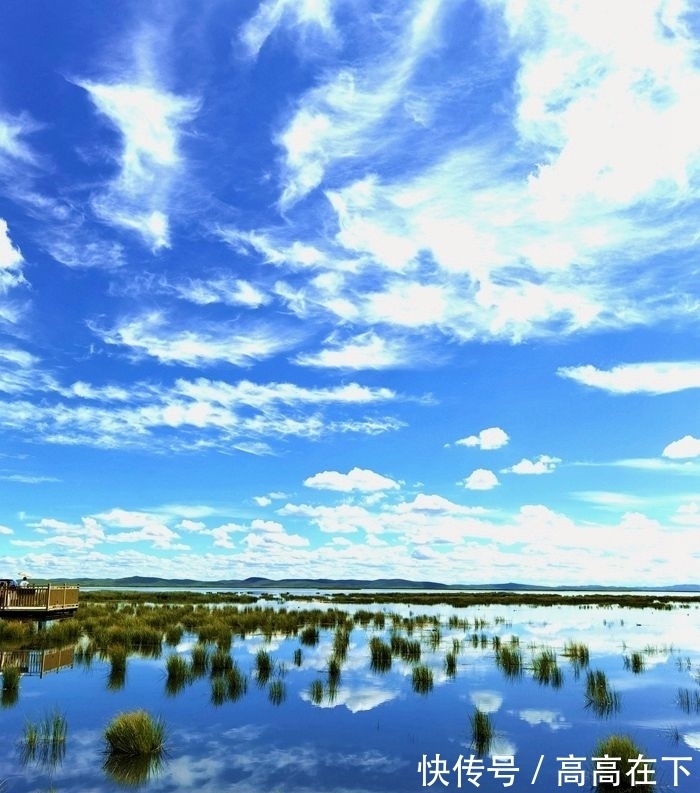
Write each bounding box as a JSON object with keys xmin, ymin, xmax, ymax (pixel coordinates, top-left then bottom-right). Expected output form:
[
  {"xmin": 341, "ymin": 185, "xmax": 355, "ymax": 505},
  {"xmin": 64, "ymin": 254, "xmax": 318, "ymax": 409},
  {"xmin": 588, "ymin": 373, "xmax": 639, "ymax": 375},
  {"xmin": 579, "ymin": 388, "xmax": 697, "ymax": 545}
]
[{"xmin": 1, "ymin": 592, "xmax": 700, "ymax": 792}]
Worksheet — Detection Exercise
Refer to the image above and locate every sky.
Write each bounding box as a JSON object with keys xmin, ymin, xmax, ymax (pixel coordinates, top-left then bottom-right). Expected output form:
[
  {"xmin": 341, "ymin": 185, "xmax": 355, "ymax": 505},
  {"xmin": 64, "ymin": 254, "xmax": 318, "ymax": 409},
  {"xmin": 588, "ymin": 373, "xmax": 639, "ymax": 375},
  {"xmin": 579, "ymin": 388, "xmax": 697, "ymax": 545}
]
[{"xmin": 1, "ymin": 0, "xmax": 700, "ymax": 587}]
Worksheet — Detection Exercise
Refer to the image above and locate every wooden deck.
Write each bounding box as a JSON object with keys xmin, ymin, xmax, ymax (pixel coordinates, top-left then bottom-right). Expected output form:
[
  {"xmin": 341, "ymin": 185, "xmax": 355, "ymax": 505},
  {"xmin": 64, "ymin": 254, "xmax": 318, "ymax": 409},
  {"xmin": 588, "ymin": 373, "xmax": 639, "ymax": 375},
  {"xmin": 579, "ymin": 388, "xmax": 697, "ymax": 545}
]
[{"xmin": 0, "ymin": 584, "xmax": 79, "ymax": 618}]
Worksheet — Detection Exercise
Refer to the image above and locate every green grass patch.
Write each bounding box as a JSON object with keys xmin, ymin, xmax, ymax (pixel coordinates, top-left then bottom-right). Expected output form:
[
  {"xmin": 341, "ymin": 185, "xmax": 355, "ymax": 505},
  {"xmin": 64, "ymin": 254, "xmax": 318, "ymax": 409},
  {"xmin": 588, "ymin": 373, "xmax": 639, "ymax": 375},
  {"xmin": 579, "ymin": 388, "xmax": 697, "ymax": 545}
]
[{"xmin": 104, "ymin": 710, "xmax": 166, "ymax": 757}]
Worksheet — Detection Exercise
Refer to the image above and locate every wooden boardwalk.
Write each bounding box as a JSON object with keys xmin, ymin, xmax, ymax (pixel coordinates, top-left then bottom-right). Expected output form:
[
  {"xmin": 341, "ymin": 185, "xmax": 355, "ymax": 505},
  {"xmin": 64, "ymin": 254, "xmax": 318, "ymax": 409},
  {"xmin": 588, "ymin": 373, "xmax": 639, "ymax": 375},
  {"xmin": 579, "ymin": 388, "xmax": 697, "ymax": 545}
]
[{"xmin": 0, "ymin": 584, "xmax": 79, "ymax": 618}]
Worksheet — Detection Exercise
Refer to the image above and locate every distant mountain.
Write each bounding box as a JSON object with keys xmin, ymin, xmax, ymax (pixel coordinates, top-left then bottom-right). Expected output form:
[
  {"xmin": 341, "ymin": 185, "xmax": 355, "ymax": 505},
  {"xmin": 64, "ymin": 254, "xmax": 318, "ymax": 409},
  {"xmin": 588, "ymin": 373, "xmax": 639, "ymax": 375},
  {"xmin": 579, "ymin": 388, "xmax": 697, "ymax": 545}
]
[{"xmin": 43, "ymin": 575, "xmax": 700, "ymax": 592}]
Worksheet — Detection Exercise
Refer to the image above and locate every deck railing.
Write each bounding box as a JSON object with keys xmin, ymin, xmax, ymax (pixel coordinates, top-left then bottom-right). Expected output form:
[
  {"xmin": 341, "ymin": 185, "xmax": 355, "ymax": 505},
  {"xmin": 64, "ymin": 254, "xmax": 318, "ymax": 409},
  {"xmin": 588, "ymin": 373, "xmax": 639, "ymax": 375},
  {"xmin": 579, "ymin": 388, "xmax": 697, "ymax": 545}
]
[
  {"xmin": 0, "ymin": 584, "xmax": 79, "ymax": 612},
  {"xmin": 0, "ymin": 646, "xmax": 74, "ymax": 676}
]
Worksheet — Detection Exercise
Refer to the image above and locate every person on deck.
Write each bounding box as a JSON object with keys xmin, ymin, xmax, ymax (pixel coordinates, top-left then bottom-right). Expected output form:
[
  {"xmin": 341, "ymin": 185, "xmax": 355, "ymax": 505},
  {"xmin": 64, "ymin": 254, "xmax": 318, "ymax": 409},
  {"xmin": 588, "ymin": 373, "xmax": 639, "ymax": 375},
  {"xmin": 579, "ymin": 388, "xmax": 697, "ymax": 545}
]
[{"xmin": 18, "ymin": 576, "xmax": 28, "ymax": 588}]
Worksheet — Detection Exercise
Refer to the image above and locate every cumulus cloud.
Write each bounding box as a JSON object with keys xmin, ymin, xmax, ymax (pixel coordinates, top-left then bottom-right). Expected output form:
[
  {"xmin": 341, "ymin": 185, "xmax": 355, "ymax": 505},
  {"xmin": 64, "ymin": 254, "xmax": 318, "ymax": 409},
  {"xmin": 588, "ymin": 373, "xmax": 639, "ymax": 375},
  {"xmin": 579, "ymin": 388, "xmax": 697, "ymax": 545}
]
[
  {"xmin": 455, "ymin": 427, "xmax": 509, "ymax": 450},
  {"xmin": 304, "ymin": 467, "xmax": 400, "ymax": 492},
  {"xmin": 463, "ymin": 469, "xmax": 499, "ymax": 490},
  {"xmin": 558, "ymin": 362, "xmax": 700, "ymax": 394},
  {"xmin": 662, "ymin": 435, "xmax": 700, "ymax": 459},
  {"xmin": 504, "ymin": 455, "xmax": 561, "ymax": 475}
]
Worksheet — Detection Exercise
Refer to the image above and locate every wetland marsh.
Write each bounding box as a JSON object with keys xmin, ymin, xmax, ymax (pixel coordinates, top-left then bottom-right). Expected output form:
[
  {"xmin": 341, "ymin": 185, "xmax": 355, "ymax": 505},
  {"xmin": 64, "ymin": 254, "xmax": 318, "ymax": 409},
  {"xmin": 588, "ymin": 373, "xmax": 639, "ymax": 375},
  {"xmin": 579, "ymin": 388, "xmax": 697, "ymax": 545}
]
[{"xmin": 1, "ymin": 590, "xmax": 700, "ymax": 791}]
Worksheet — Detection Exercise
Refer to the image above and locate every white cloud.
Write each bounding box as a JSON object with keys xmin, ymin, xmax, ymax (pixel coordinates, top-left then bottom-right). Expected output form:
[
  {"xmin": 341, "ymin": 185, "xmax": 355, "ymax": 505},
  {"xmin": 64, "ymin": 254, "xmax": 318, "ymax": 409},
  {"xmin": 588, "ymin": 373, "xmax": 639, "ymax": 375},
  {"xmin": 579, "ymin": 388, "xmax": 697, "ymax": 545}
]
[
  {"xmin": 294, "ymin": 330, "xmax": 420, "ymax": 370},
  {"xmin": 558, "ymin": 362, "xmax": 700, "ymax": 394},
  {"xmin": 239, "ymin": 0, "xmax": 337, "ymax": 59},
  {"xmin": 0, "ymin": 372, "xmax": 402, "ymax": 453},
  {"xmin": 0, "ymin": 219, "xmax": 27, "ymax": 309},
  {"xmin": 79, "ymin": 26, "xmax": 199, "ymax": 251},
  {"xmin": 91, "ymin": 312, "xmax": 299, "ymax": 367},
  {"xmin": 304, "ymin": 467, "xmax": 400, "ymax": 492},
  {"xmin": 663, "ymin": 435, "xmax": 700, "ymax": 459},
  {"xmin": 163, "ymin": 275, "xmax": 270, "ymax": 309},
  {"xmin": 456, "ymin": 427, "xmax": 509, "ymax": 450},
  {"xmin": 0, "ymin": 524, "xmax": 13, "ymax": 535},
  {"xmin": 463, "ymin": 468, "xmax": 499, "ymax": 490},
  {"xmin": 273, "ymin": 0, "xmax": 448, "ymax": 209},
  {"xmin": 505, "ymin": 455, "xmax": 560, "ymax": 475}
]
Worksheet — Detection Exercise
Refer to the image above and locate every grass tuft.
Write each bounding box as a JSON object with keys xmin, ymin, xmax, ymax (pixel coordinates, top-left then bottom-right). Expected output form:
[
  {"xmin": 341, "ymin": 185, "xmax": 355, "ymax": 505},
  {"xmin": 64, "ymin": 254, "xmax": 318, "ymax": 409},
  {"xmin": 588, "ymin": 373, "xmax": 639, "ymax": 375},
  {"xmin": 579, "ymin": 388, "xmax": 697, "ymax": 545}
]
[
  {"xmin": 411, "ymin": 664, "xmax": 433, "ymax": 694},
  {"xmin": 104, "ymin": 710, "xmax": 166, "ymax": 757},
  {"xmin": 469, "ymin": 708, "xmax": 493, "ymax": 755},
  {"xmin": 591, "ymin": 734, "xmax": 652, "ymax": 792}
]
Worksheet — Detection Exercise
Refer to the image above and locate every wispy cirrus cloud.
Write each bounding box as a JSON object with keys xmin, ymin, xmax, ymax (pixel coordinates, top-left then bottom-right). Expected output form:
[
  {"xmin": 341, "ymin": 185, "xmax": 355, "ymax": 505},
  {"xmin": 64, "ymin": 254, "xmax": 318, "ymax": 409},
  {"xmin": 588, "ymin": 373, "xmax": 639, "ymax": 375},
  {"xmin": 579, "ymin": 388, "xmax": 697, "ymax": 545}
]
[
  {"xmin": 0, "ymin": 373, "xmax": 403, "ymax": 453},
  {"xmin": 294, "ymin": 330, "xmax": 431, "ymax": 370},
  {"xmin": 90, "ymin": 311, "xmax": 300, "ymax": 367},
  {"xmin": 228, "ymin": 0, "xmax": 700, "ymax": 350},
  {"xmin": 77, "ymin": 23, "xmax": 199, "ymax": 250},
  {"xmin": 0, "ymin": 219, "xmax": 28, "ymax": 325},
  {"xmin": 558, "ymin": 361, "xmax": 700, "ymax": 395},
  {"xmin": 239, "ymin": 0, "xmax": 338, "ymax": 59},
  {"xmin": 271, "ymin": 0, "xmax": 451, "ymax": 209}
]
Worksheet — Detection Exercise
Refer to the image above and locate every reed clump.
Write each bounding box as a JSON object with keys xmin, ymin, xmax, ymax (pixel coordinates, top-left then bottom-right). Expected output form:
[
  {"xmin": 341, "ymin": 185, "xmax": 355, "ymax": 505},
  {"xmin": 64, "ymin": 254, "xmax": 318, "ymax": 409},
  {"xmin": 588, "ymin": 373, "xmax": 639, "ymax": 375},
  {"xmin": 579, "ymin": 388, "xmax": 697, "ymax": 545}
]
[
  {"xmin": 21, "ymin": 710, "xmax": 68, "ymax": 768},
  {"xmin": 623, "ymin": 652, "xmax": 645, "ymax": 674},
  {"xmin": 469, "ymin": 708, "xmax": 493, "ymax": 755},
  {"xmin": 165, "ymin": 653, "xmax": 192, "ymax": 695},
  {"xmin": 369, "ymin": 637, "xmax": 392, "ymax": 673},
  {"xmin": 591, "ymin": 734, "xmax": 652, "ymax": 792},
  {"xmin": 255, "ymin": 649, "xmax": 274, "ymax": 685},
  {"xmin": 532, "ymin": 648, "xmax": 563, "ymax": 687},
  {"xmin": 411, "ymin": 664, "xmax": 433, "ymax": 694},
  {"xmin": 104, "ymin": 710, "xmax": 166, "ymax": 757},
  {"xmin": 495, "ymin": 645, "xmax": 523, "ymax": 679},
  {"xmin": 268, "ymin": 679, "xmax": 286, "ymax": 705},
  {"xmin": 585, "ymin": 670, "xmax": 621, "ymax": 717}
]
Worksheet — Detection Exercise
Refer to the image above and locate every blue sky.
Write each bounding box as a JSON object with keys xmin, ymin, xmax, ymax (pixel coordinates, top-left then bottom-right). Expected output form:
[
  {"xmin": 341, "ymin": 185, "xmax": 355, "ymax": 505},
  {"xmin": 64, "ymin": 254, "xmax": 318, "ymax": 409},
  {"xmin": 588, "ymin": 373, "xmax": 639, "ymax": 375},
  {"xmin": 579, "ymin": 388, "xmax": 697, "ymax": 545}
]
[{"xmin": 1, "ymin": 0, "xmax": 700, "ymax": 586}]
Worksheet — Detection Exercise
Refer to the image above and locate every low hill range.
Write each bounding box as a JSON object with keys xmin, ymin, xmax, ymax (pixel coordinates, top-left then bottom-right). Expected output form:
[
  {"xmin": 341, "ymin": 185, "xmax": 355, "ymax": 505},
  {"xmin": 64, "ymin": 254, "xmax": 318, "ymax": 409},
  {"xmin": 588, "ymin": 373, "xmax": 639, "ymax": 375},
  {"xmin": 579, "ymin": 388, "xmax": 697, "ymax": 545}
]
[{"xmin": 43, "ymin": 575, "xmax": 700, "ymax": 592}]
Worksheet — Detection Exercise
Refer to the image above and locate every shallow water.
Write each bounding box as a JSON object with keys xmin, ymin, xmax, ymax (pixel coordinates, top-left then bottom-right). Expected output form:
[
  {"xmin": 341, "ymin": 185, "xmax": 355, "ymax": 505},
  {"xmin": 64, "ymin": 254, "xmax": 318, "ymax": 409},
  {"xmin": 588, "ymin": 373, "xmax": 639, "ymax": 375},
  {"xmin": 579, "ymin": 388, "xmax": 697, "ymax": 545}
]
[{"xmin": 2, "ymin": 597, "xmax": 700, "ymax": 792}]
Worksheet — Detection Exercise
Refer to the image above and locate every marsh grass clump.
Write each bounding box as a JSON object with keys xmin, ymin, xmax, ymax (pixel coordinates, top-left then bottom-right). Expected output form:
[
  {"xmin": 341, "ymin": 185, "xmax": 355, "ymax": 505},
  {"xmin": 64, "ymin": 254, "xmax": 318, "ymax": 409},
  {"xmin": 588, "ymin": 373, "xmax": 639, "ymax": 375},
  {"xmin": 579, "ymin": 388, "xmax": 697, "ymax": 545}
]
[
  {"xmin": 369, "ymin": 637, "xmax": 392, "ymax": 673},
  {"xmin": 591, "ymin": 734, "xmax": 652, "ymax": 792},
  {"xmin": 563, "ymin": 641, "xmax": 589, "ymax": 679},
  {"xmin": 300, "ymin": 626, "xmax": 320, "ymax": 646},
  {"xmin": 623, "ymin": 652, "xmax": 645, "ymax": 674},
  {"xmin": 677, "ymin": 687, "xmax": 700, "ymax": 714},
  {"xmin": 327, "ymin": 655, "xmax": 342, "ymax": 688},
  {"xmin": 21, "ymin": 710, "xmax": 67, "ymax": 768},
  {"xmin": 104, "ymin": 710, "xmax": 166, "ymax": 757},
  {"xmin": 210, "ymin": 648, "xmax": 233, "ymax": 677},
  {"xmin": 293, "ymin": 648, "xmax": 303, "ymax": 667},
  {"xmin": 107, "ymin": 648, "xmax": 127, "ymax": 691},
  {"xmin": 1, "ymin": 665, "xmax": 20, "ymax": 694},
  {"xmin": 268, "ymin": 679, "xmax": 286, "ymax": 705},
  {"xmin": 585, "ymin": 670, "xmax": 621, "ymax": 717},
  {"xmin": 495, "ymin": 645, "xmax": 523, "ymax": 679},
  {"xmin": 225, "ymin": 663, "xmax": 247, "ymax": 701},
  {"xmin": 309, "ymin": 679, "xmax": 324, "ymax": 704},
  {"xmin": 255, "ymin": 649, "xmax": 274, "ymax": 685},
  {"xmin": 164, "ymin": 625, "xmax": 183, "ymax": 647},
  {"xmin": 445, "ymin": 650, "xmax": 457, "ymax": 678},
  {"xmin": 391, "ymin": 635, "xmax": 421, "ymax": 663},
  {"xmin": 332, "ymin": 626, "xmax": 351, "ymax": 661},
  {"xmin": 1, "ymin": 665, "xmax": 20, "ymax": 708},
  {"xmin": 210, "ymin": 676, "xmax": 227, "ymax": 706},
  {"xmin": 165, "ymin": 654, "xmax": 192, "ymax": 696},
  {"xmin": 190, "ymin": 643, "xmax": 210, "ymax": 677},
  {"xmin": 532, "ymin": 649, "xmax": 563, "ymax": 687},
  {"xmin": 411, "ymin": 664, "xmax": 433, "ymax": 695},
  {"xmin": 469, "ymin": 708, "xmax": 493, "ymax": 755}
]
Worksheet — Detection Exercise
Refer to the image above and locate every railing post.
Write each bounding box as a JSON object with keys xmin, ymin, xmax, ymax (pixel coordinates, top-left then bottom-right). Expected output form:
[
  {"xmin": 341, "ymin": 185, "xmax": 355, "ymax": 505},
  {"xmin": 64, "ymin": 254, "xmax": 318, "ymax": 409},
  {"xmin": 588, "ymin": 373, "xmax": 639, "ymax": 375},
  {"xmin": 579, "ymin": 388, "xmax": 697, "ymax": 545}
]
[{"xmin": 47, "ymin": 583, "xmax": 51, "ymax": 611}]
